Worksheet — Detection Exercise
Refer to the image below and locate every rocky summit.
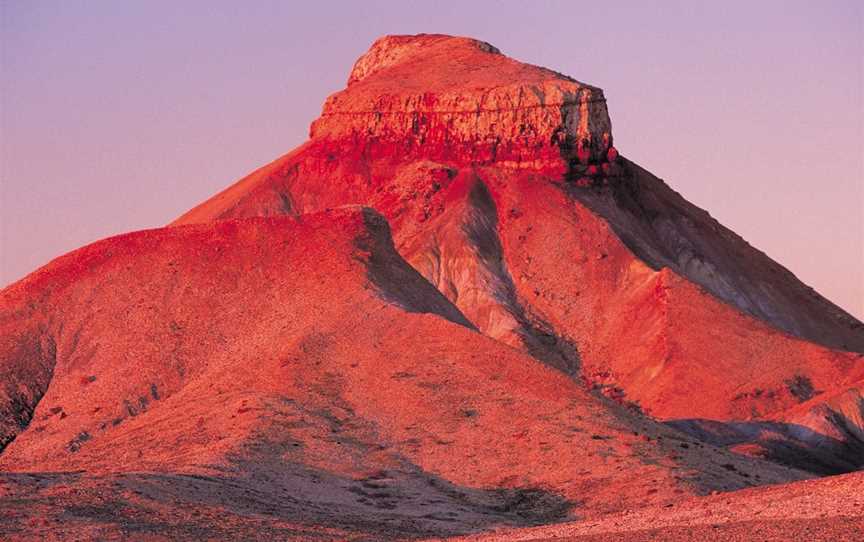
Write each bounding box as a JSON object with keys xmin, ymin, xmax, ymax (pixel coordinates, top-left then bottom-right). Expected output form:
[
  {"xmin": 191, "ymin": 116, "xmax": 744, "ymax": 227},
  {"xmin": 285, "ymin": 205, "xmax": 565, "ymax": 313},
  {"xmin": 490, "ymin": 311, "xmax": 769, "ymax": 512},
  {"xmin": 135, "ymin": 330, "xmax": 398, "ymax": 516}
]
[
  {"xmin": 2, "ymin": 34, "xmax": 863, "ymax": 541},
  {"xmin": 312, "ymin": 34, "xmax": 614, "ymax": 168}
]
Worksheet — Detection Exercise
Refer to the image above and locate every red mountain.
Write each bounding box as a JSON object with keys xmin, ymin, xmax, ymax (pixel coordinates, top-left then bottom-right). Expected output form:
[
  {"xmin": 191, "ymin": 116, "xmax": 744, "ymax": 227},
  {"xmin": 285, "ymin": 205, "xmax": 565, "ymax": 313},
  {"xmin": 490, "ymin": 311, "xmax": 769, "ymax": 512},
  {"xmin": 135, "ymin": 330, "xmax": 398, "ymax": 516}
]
[
  {"xmin": 176, "ymin": 34, "xmax": 864, "ymax": 465},
  {"xmin": 2, "ymin": 34, "xmax": 862, "ymax": 540}
]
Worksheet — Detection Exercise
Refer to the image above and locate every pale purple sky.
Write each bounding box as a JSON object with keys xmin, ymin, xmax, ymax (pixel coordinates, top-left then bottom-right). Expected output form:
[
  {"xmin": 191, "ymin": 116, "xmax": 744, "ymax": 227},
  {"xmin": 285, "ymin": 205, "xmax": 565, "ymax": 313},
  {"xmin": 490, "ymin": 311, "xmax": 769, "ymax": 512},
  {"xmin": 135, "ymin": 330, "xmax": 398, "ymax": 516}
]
[{"xmin": 2, "ymin": 1, "xmax": 862, "ymax": 319}]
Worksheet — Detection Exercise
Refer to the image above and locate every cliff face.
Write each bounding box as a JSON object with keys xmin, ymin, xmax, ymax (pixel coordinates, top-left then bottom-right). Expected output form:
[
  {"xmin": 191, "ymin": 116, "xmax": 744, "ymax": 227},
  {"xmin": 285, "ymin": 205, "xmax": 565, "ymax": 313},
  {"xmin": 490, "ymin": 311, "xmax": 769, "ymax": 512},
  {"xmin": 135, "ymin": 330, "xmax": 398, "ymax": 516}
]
[{"xmin": 310, "ymin": 34, "xmax": 613, "ymax": 169}]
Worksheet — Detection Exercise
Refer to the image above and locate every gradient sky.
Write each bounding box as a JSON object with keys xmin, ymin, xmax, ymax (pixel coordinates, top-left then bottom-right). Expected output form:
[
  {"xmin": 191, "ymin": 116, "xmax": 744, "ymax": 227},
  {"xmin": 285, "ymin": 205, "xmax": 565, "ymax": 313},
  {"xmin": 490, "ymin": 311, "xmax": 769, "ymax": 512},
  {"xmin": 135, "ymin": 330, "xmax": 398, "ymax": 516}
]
[{"xmin": 2, "ymin": 1, "xmax": 862, "ymax": 319}]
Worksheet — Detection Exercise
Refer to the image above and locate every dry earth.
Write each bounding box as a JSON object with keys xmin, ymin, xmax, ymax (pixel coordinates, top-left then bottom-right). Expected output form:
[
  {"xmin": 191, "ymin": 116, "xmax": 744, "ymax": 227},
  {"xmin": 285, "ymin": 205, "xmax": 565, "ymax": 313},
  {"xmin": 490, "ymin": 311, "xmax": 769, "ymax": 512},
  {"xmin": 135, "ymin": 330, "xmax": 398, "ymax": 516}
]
[{"xmin": 2, "ymin": 34, "xmax": 862, "ymax": 541}]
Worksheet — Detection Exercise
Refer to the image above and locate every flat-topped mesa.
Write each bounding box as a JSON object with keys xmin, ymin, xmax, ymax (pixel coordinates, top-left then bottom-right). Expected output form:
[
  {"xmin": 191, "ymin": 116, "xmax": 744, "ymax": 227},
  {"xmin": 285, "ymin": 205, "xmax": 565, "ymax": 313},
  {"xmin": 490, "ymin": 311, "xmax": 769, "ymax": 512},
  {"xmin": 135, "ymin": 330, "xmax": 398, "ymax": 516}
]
[{"xmin": 309, "ymin": 34, "xmax": 613, "ymax": 169}]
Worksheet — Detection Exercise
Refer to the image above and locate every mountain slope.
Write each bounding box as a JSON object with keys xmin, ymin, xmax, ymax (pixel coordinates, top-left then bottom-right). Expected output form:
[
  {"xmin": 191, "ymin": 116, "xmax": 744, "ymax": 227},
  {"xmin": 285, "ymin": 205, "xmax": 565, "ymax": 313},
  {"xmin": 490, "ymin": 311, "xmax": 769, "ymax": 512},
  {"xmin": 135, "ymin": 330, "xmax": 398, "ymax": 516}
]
[
  {"xmin": 0, "ymin": 208, "xmax": 808, "ymax": 539},
  {"xmin": 173, "ymin": 34, "xmax": 863, "ymax": 430}
]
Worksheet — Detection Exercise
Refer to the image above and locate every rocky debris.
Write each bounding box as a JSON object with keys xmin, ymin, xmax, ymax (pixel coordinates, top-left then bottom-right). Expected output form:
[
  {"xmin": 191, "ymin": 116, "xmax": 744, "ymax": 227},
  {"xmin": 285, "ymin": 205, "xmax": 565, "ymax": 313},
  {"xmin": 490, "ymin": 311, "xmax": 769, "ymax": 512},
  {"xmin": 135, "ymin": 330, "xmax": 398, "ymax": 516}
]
[{"xmin": 449, "ymin": 470, "xmax": 864, "ymax": 541}]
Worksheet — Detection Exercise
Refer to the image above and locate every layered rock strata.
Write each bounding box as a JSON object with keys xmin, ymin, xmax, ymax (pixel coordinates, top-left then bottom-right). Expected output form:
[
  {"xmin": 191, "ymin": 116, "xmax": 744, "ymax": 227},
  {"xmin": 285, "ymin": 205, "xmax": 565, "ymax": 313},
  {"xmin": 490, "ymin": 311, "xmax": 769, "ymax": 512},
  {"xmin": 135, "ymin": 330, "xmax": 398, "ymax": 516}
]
[{"xmin": 310, "ymin": 34, "xmax": 613, "ymax": 168}]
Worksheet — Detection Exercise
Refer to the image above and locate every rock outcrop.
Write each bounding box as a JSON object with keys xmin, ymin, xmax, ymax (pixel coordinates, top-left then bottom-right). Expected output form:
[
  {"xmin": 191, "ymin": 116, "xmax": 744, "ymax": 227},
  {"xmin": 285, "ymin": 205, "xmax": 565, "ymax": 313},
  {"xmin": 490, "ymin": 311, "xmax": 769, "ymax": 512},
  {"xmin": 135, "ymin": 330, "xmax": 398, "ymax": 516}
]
[{"xmin": 310, "ymin": 34, "xmax": 613, "ymax": 169}]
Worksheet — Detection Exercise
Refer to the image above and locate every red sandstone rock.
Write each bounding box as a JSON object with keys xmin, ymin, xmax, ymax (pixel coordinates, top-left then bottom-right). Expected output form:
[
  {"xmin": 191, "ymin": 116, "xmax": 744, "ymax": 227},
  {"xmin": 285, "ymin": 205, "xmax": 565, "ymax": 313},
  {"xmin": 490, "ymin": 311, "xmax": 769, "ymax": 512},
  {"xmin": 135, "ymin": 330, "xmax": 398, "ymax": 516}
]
[{"xmin": 310, "ymin": 34, "xmax": 613, "ymax": 169}]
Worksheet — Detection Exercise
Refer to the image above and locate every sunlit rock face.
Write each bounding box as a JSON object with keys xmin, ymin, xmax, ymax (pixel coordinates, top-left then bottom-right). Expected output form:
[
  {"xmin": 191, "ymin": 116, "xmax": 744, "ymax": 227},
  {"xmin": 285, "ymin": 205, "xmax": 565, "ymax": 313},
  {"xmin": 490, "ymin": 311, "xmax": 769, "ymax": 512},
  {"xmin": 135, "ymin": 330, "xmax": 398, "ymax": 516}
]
[{"xmin": 311, "ymin": 34, "xmax": 613, "ymax": 169}]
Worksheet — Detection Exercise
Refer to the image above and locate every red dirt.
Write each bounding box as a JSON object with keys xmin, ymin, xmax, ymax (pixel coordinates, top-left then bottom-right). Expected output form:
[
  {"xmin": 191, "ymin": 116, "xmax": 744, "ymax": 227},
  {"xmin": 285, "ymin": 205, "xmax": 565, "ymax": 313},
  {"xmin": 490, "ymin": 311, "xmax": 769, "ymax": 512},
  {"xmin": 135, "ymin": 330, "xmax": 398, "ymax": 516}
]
[
  {"xmin": 0, "ymin": 208, "xmax": 810, "ymax": 539},
  {"xmin": 441, "ymin": 471, "xmax": 864, "ymax": 541},
  {"xmin": 2, "ymin": 34, "xmax": 863, "ymax": 540}
]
